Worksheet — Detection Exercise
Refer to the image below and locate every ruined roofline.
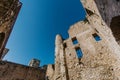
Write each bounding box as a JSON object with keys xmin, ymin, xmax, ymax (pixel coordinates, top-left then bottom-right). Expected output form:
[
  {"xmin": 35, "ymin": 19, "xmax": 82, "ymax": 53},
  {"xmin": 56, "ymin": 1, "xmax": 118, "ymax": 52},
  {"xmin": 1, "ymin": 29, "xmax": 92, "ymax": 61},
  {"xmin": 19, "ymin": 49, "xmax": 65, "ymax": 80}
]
[
  {"xmin": 67, "ymin": 0, "xmax": 100, "ymax": 34},
  {"xmin": 0, "ymin": 60, "xmax": 45, "ymax": 69},
  {"xmin": 64, "ymin": 0, "xmax": 98, "ymax": 40},
  {"xmin": 0, "ymin": 60, "xmax": 46, "ymax": 80}
]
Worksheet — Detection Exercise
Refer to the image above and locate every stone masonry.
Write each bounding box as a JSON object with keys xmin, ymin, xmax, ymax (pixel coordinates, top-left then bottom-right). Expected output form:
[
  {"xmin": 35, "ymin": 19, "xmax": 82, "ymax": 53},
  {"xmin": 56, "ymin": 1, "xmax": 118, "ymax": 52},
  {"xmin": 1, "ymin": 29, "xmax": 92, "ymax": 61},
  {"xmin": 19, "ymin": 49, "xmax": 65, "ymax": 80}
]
[
  {"xmin": 0, "ymin": 0, "xmax": 120, "ymax": 80},
  {"xmin": 46, "ymin": 0, "xmax": 120, "ymax": 80},
  {"xmin": 0, "ymin": 61, "xmax": 46, "ymax": 80},
  {"xmin": 0, "ymin": 0, "xmax": 47, "ymax": 80}
]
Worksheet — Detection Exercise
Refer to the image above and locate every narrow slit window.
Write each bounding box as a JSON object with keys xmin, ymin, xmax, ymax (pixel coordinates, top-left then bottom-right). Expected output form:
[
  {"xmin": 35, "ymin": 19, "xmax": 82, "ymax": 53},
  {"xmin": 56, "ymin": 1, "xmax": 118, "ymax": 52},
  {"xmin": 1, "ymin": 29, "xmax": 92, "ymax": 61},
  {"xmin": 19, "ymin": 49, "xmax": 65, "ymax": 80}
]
[
  {"xmin": 72, "ymin": 37, "xmax": 78, "ymax": 45},
  {"xmin": 75, "ymin": 47, "xmax": 83, "ymax": 58},
  {"xmin": 92, "ymin": 33, "xmax": 101, "ymax": 41},
  {"xmin": 63, "ymin": 43, "xmax": 67, "ymax": 48}
]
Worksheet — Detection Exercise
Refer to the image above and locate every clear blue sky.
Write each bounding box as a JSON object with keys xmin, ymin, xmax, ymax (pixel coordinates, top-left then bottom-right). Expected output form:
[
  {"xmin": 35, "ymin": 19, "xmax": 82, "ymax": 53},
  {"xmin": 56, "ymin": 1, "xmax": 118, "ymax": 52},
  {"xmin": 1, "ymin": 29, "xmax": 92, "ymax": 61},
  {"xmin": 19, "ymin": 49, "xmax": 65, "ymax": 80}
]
[{"xmin": 3, "ymin": 0, "xmax": 86, "ymax": 66}]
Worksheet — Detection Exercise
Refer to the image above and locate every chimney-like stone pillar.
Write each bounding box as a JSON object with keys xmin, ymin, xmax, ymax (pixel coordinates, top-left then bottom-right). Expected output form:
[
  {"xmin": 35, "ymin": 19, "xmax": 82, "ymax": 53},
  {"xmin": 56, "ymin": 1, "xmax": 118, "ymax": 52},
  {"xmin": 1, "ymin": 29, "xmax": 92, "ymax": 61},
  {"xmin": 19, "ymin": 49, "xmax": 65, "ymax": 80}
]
[{"xmin": 54, "ymin": 34, "xmax": 67, "ymax": 80}]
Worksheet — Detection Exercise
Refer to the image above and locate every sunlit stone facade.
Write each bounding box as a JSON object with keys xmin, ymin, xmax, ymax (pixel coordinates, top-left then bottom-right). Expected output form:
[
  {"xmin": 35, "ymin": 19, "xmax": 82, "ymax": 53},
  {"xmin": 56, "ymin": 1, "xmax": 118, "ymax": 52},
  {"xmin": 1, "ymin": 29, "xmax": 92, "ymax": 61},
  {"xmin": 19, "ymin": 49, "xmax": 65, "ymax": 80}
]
[{"xmin": 0, "ymin": 0, "xmax": 120, "ymax": 80}]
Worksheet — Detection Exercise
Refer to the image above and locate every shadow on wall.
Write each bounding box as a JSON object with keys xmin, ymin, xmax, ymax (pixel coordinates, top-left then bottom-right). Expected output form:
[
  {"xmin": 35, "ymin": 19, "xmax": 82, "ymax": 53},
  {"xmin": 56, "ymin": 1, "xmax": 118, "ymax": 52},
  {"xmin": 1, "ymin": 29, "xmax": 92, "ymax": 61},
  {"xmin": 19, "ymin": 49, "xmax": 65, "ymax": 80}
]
[
  {"xmin": 94, "ymin": 0, "xmax": 120, "ymax": 26},
  {"xmin": 110, "ymin": 16, "xmax": 120, "ymax": 41},
  {"xmin": 94, "ymin": 0, "xmax": 120, "ymax": 43},
  {"xmin": 0, "ymin": 32, "xmax": 5, "ymax": 48}
]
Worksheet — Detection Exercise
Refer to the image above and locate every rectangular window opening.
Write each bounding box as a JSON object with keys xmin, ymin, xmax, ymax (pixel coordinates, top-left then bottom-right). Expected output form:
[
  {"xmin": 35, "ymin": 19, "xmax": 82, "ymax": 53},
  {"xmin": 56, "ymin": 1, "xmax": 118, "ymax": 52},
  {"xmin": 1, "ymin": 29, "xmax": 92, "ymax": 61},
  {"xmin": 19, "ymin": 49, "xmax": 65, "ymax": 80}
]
[
  {"xmin": 75, "ymin": 47, "xmax": 83, "ymax": 58},
  {"xmin": 92, "ymin": 33, "xmax": 101, "ymax": 41},
  {"xmin": 72, "ymin": 37, "xmax": 78, "ymax": 45}
]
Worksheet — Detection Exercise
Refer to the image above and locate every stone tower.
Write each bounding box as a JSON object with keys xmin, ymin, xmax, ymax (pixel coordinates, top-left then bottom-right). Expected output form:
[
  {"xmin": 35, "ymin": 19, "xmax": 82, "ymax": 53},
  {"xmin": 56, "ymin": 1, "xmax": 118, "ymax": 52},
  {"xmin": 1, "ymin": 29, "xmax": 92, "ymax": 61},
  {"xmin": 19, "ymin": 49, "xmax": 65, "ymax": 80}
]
[
  {"xmin": 0, "ymin": 0, "xmax": 22, "ymax": 59},
  {"xmin": 29, "ymin": 58, "xmax": 40, "ymax": 68},
  {"xmin": 46, "ymin": 0, "xmax": 120, "ymax": 80}
]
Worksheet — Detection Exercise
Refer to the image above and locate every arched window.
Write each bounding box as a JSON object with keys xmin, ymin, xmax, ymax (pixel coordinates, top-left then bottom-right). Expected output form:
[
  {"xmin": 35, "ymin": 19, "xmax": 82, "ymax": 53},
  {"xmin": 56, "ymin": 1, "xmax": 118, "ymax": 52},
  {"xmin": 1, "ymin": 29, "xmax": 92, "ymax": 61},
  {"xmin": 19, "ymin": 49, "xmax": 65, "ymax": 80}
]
[
  {"xmin": 110, "ymin": 16, "xmax": 120, "ymax": 42},
  {"xmin": 0, "ymin": 32, "xmax": 5, "ymax": 48}
]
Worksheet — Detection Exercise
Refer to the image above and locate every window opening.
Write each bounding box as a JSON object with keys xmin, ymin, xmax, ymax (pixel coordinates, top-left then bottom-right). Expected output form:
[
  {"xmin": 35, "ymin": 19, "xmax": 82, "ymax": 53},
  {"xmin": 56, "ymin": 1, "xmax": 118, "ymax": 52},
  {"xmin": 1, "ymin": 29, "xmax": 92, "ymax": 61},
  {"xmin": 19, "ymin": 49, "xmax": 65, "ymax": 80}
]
[
  {"xmin": 75, "ymin": 47, "xmax": 83, "ymax": 58},
  {"xmin": 85, "ymin": 8, "xmax": 94, "ymax": 16},
  {"xmin": 72, "ymin": 37, "xmax": 78, "ymax": 45},
  {"xmin": 92, "ymin": 33, "xmax": 101, "ymax": 41}
]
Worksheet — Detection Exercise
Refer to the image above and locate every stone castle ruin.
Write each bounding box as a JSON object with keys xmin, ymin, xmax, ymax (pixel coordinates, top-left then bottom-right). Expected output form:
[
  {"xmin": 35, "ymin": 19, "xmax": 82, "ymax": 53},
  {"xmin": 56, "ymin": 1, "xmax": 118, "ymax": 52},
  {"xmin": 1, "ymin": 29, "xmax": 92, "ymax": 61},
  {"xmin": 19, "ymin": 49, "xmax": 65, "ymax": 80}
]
[
  {"xmin": 0, "ymin": 0, "xmax": 120, "ymax": 80},
  {"xmin": 0, "ymin": 0, "xmax": 22, "ymax": 59}
]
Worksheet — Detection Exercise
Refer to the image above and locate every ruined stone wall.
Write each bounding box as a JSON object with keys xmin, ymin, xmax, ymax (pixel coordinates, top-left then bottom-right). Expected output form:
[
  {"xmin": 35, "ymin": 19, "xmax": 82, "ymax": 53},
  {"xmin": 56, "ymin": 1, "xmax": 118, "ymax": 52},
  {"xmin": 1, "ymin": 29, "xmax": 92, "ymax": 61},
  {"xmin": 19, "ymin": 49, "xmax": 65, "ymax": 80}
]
[
  {"xmin": 94, "ymin": 0, "xmax": 120, "ymax": 46},
  {"xmin": 0, "ymin": 61, "xmax": 46, "ymax": 80},
  {"xmin": 81, "ymin": 0, "xmax": 120, "ymax": 45},
  {"xmin": 65, "ymin": 17, "xmax": 120, "ymax": 80},
  {"xmin": 0, "ymin": 0, "xmax": 119, "ymax": 80},
  {"xmin": 94, "ymin": 0, "xmax": 120, "ymax": 27},
  {"xmin": 46, "ymin": 0, "xmax": 120, "ymax": 80},
  {"xmin": 0, "ymin": 0, "xmax": 22, "ymax": 59},
  {"xmin": 46, "ymin": 64, "xmax": 55, "ymax": 80}
]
